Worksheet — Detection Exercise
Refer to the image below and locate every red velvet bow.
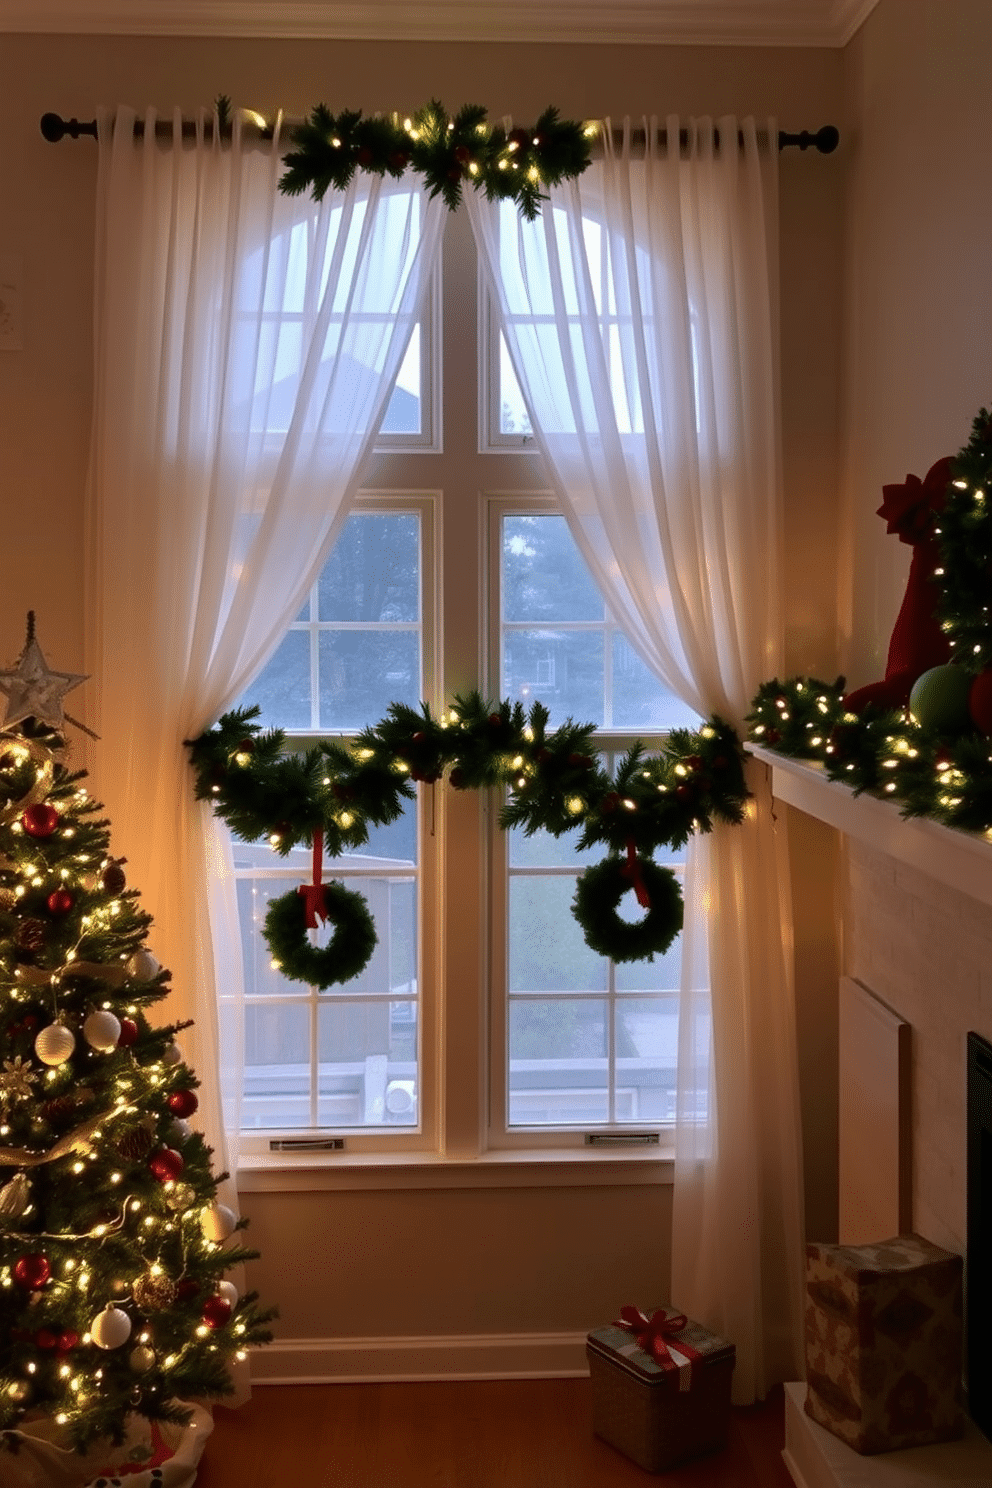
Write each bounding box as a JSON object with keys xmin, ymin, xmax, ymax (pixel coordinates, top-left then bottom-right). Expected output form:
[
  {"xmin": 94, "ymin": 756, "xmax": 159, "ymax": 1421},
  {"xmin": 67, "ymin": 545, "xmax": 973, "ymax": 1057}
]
[
  {"xmin": 877, "ymin": 456, "xmax": 953, "ymax": 545},
  {"xmin": 616, "ymin": 1306, "xmax": 689, "ymax": 1366},
  {"xmin": 297, "ymin": 830, "xmax": 328, "ymax": 928},
  {"xmin": 620, "ymin": 839, "xmax": 651, "ymax": 909}
]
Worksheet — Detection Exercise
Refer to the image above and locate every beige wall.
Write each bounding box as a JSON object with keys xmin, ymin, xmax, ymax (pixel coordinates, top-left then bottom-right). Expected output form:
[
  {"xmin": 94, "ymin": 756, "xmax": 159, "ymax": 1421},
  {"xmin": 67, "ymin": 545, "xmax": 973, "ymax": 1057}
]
[{"xmin": 0, "ymin": 32, "xmax": 845, "ymax": 1360}]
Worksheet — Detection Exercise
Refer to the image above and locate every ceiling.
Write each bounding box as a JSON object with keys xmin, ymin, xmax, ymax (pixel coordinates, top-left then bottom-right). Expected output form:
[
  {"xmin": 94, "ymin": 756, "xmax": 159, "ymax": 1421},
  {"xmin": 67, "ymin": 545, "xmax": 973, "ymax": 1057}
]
[{"xmin": 0, "ymin": 0, "xmax": 878, "ymax": 46}]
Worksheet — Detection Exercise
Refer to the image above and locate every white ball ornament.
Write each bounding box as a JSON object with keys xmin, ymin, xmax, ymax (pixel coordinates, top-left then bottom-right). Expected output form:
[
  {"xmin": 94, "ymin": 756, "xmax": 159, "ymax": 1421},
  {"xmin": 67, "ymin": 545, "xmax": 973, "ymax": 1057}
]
[
  {"xmin": 201, "ymin": 1202, "xmax": 238, "ymax": 1243},
  {"xmin": 83, "ymin": 1009, "xmax": 122, "ymax": 1052},
  {"xmin": 34, "ymin": 1022, "xmax": 75, "ymax": 1067},
  {"xmin": 126, "ymin": 949, "xmax": 161, "ymax": 982},
  {"xmin": 91, "ymin": 1304, "xmax": 132, "ymax": 1350},
  {"xmin": 162, "ymin": 1042, "xmax": 183, "ymax": 1067},
  {"xmin": 168, "ymin": 1118, "xmax": 192, "ymax": 1144},
  {"xmin": 217, "ymin": 1280, "xmax": 239, "ymax": 1307}
]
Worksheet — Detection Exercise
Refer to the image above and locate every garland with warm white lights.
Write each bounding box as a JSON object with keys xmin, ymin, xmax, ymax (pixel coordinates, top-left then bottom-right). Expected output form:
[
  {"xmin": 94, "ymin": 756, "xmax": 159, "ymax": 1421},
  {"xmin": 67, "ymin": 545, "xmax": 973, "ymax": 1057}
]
[
  {"xmin": 187, "ymin": 692, "xmax": 750, "ymax": 983},
  {"xmin": 746, "ymin": 408, "xmax": 992, "ymax": 836},
  {"xmin": 279, "ymin": 100, "xmax": 593, "ymax": 219}
]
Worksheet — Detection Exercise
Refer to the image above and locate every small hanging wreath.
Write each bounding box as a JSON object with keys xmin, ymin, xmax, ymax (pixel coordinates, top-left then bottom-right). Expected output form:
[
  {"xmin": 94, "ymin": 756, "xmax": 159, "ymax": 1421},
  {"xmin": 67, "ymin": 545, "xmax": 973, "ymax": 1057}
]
[
  {"xmin": 263, "ymin": 881, "xmax": 378, "ymax": 990},
  {"xmin": 572, "ymin": 855, "xmax": 684, "ymax": 963}
]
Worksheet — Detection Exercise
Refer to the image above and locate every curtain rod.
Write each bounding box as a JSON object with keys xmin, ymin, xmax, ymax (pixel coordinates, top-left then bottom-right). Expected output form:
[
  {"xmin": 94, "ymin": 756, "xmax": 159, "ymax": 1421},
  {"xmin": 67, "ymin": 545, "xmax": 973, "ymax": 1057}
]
[{"xmin": 39, "ymin": 112, "xmax": 840, "ymax": 155}]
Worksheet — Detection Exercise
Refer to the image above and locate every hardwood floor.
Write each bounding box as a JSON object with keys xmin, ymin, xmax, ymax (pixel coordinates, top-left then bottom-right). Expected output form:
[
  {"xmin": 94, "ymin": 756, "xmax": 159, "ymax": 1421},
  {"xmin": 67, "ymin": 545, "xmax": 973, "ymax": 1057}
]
[{"xmin": 195, "ymin": 1378, "xmax": 796, "ymax": 1487}]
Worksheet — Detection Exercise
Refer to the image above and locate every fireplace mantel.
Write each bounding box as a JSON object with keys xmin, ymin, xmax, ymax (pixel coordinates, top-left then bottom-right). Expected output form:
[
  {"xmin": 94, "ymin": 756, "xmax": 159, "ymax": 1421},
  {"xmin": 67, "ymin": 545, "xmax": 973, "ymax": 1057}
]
[{"xmin": 748, "ymin": 745, "xmax": 992, "ymax": 908}]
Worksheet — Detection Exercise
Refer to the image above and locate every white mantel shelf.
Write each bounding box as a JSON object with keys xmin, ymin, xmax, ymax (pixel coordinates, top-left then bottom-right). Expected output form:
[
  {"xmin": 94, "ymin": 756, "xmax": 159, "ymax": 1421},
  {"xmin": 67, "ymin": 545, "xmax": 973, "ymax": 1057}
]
[{"xmin": 747, "ymin": 746, "xmax": 992, "ymax": 909}]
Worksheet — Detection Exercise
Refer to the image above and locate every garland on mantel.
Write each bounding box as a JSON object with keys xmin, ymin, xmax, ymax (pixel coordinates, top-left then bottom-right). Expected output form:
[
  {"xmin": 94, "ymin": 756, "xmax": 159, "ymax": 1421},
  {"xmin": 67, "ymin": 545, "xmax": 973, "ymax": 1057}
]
[
  {"xmin": 187, "ymin": 692, "xmax": 749, "ymax": 987},
  {"xmin": 746, "ymin": 409, "xmax": 992, "ymax": 839},
  {"xmin": 277, "ymin": 100, "xmax": 593, "ymax": 219}
]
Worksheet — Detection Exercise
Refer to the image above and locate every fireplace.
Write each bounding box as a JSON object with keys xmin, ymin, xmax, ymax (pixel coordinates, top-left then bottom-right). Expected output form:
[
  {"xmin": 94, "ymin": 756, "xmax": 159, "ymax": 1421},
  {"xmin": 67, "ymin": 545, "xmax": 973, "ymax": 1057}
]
[{"xmin": 967, "ymin": 1031, "xmax": 992, "ymax": 1436}]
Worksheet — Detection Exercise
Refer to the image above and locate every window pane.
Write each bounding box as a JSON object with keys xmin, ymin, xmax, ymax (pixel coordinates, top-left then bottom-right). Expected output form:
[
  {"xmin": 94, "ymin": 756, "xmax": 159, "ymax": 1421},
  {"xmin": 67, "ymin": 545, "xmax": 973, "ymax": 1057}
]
[
  {"xmin": 502, "ymin": 515, "xmax": 602, "ymax": 622},
  {"xmin": 318, "ymin": 513, "xmax": 419, "ymax": 623},
  {"xmin": 502, "ymin": 628, "xmax": 604, "ymax": 725},
  {"xmin": 239, "ymin": 629, "xmax": 312, "ymax": 731},
  {"xmin": 508, "ymin": 875, "xmax": 607, "ymax": 993},
  {"xmin": 499, "ymin": 334, "xmax": 532, "ymax": 438},
  {"xmin": 317, "ymin": 1000, "xmax": 418, "ymax": 1127},
  {"xmin": 611, "ymin": 632, "xmax": 699, "ymax": 731},
  {"xmin": 615, "ymin": 996, "xmax": 679, "ymax": 1124},
  {"xmin": 242, "ymin": 1001, "xmax": 310, "ymax": 1129},
  {"xmin": 508, "ymin": 998, "xmax": 608, "ymax": 1126},
  {"xmin": 380, "ymin": 325, "xmax": 422, "ymax": 436},
  {"xmin": 318, "ymin": 630, "xmax": 419, "ymax": 729}
]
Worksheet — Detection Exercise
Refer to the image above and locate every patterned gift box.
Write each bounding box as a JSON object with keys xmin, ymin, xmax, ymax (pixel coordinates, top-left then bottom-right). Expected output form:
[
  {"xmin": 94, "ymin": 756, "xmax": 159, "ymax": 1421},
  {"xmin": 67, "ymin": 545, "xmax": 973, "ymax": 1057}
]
[
  {"xmin": 805, "ymin": 1232, "xmax": 965, "ymax": 1454},
  {"xmin": 586, "ymin": 1306, "xmax": 736, "ymax": 1473}
]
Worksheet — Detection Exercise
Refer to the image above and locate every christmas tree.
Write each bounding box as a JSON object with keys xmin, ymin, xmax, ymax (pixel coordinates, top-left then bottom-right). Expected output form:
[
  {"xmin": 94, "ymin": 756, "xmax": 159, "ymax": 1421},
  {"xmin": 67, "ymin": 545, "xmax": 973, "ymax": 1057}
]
[{"xmin": 0, "ymin": 618, "xmax": 273, "ymax": 1459}]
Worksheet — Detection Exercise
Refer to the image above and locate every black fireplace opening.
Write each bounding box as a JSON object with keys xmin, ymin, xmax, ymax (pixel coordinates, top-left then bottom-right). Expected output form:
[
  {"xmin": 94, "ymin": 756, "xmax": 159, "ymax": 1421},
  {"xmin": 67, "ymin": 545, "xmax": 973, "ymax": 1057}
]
[{"xmin": 967, "ymin": 1031, "xmax": 992, "ymax": 1439}]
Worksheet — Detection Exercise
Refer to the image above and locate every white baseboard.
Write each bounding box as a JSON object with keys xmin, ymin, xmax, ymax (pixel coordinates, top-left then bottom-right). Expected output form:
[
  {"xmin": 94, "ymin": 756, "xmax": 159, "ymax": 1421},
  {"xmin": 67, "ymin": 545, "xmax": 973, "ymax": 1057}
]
[{"xmin": 250, "ymin": 1331, "xmax": 590, "ymax": 1385}]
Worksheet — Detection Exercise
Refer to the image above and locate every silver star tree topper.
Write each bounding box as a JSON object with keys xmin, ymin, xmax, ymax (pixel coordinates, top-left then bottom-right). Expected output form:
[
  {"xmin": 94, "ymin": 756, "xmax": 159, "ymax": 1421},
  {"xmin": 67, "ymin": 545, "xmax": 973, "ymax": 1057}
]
[{"xmin": 0, "ymin": 612, "xmax": 88, "ymax": 731}]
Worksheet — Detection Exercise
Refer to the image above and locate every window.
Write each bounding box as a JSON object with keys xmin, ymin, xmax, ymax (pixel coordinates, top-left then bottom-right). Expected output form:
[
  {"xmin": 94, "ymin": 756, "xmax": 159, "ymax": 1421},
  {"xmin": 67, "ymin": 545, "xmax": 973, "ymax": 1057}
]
[{"xmin": 228, "ymin": 208, "xmax": 695, "ymax": 1163}]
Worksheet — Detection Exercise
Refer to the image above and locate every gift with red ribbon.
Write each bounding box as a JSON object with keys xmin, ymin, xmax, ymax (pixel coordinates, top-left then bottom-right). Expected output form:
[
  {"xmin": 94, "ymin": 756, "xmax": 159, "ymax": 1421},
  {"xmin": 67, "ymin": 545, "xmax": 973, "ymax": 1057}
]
[{"xmin": 615, "ymin": 1305, "xmax": 704, "ymax": 1391}]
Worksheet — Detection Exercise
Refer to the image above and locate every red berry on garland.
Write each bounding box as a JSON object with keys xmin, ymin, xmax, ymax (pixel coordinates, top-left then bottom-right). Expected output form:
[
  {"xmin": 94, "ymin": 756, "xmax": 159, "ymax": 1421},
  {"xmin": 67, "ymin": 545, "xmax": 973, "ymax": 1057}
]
[
  {"xmin": 46, "ymin": 888, "xmax": 74, "ymax": 916},
  {"xmin": 568, "ymin": 753, "xmax": 593, "ymax": 769},
  {"xmin": 117, "ymin": 1017, "xmax": 139, "ymax": 1047},
  {"xmin": 488, "ymin": 713, "xmax": 503, "ymax": 727},
  {"xmin": 412, "ymin": 731, "xmax": 427, "ymax": 744},
  {"xmin": 22, "ymin": 803, "xmax": 59, "ymax": 838},
  {"xmin": 600, "ymin": 792, "xmax": 621, "ymax": 814},
  {"xmin": 357, "ymin": 146, "xmax": 374, "ymax": 166},
  {"xmin": 202, "ymin": 1295, "xmax": 233, "ymax": 1329},
  {"xmin": 148, "ymin": 1147, "xmax": 184, "ymax": 1182},
  {"xmin": 390, "ymin": 152, "xmax": 409, "ymax": 171},
  {"xmin": 14, "ymin": 1254, "xmax": 50, "ymax": 1289},
  {"xmin": 454, "ymin": 145, "xmax": 471, "ymax": 164},
  {"xmin": 167, "ymin": 1088, "xmax": 199, "ymax": 1118}
]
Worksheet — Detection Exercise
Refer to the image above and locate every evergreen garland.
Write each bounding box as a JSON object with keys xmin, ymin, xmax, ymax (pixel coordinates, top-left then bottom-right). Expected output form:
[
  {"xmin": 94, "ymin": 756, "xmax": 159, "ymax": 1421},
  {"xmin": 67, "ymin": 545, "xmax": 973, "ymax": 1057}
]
[
  {"xmin": 746, "ymin": 406, "xmax": 992, "ymax": 837},
  {"xmin": 279, "ymin": 100, "xmax": 593, "ymax": 220},
  {"xmin": 188, "ymin": 693, "xmax": 750, "ymax": 982}
]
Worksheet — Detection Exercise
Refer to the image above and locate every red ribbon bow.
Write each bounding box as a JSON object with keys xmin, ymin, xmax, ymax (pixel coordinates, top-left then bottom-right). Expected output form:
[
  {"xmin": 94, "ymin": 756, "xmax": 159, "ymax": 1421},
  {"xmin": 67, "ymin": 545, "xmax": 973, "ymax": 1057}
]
[
  {"xmin": 297, "ymin": 830, "xmax": 329, "ymax": 928},
  {"xmin": 620, "ymin": 839, "xmax": 651, "ymax": 909},
  {"xmin": 616, "ymin": 1306, "xmax": 690, "ymax": 1367}
]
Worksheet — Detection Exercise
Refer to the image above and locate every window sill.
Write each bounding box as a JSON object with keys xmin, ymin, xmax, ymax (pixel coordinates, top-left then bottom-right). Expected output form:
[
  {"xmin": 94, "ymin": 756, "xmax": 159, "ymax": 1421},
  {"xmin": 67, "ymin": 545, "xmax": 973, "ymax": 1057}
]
[{"xmin": 236, "ymin": 1144, "xmax": 674, "ymax": 1192}]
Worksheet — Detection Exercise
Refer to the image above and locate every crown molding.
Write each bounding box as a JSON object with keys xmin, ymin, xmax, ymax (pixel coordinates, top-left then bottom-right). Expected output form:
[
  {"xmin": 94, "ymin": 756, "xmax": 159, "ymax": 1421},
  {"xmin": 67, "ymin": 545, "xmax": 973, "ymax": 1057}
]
[{"xmin": 0, "ymin": 0, "xmax": 880, "ymax": 46}]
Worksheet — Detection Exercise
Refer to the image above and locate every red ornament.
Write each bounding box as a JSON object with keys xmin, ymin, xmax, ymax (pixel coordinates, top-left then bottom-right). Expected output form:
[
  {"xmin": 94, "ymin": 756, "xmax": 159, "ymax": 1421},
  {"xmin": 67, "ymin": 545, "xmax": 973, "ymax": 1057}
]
[
  {"xmin": 356, "ymin": 146, "xmax": 374, "ymax": 166},
  {"xmin": 14, "ymin": 1254, "xmax": 50, "ymax": 1289},
  {"xmin": 148, "ymin": 1147, "xmax": 185, "ymax": 1182},
  {"xmin": 46, "ymin": 888, "xmax": 74, "ymax": 916},
  {"xmin": 57, "ymin": 1330, "xmax": 79, "ymax": 1352},
  {"xmin": 488, "ymin": 713, "xmax": 503, "ymax": 727},
  {"xmin": 167, "ymin": 1088, "xmax": 199, "ymax": 1118},
  {"xmin": 454, "ymin": 145, "xmax": 471, "ymax": 164},
  {"xmin": 176, "ymin": 1279, "xmax": 200, "ymax": 1300},
  {"xmin": 970, "ymin": 670, "xmax": 992, "ymax": 734},
  {"xmin": 22, "ymin": 803, "xmax": 59, "ymax": 838},
  {"xmin": 389, "ymin": 151, "xmax": 409, "ymax": 172},
  {"xmin": 36, "ymin": 1328, "xmax": 59, "ymax": 1350},
  {"xmin": 117, "ymin": 1017, "xmax": 139, "ymax": 1047},
  {"xmin": 201, "ymin": 1295, "xmax": 232, "ymax": 1329}
]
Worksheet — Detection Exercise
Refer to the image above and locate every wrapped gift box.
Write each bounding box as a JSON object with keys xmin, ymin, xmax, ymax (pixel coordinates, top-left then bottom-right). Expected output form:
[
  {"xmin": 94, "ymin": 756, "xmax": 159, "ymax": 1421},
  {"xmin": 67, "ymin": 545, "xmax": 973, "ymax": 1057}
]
[
  {"xmin": 805, "ymin": 1232, "xmax": 965, "ymax": 1454},
  {"xmin": 586, "ymin": 1306, "xmax": 735, "ymax": 1472}
]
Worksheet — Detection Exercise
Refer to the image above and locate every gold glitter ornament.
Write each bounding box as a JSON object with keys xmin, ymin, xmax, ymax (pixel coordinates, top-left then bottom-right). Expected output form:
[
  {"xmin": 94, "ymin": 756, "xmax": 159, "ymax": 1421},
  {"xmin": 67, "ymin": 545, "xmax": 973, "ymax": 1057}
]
[
  {"xmin": 165, "ymin": 1181, "xmax": 197, "ymax": 1213},
  {"xmin": 133, "ymin": 1270, "xmax": 178, "ymax": 1311}
]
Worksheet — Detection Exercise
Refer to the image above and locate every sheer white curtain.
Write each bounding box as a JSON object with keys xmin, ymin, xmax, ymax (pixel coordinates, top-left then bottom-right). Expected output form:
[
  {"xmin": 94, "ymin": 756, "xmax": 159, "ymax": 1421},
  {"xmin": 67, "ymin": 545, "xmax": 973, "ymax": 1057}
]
[
  {"xmin": 84, "ymin": 106, "xmax": 445, "ymax": 1173},
  {"xmin": 467, "ymin": 116, "xmax": 805, "ymax": 1402}
]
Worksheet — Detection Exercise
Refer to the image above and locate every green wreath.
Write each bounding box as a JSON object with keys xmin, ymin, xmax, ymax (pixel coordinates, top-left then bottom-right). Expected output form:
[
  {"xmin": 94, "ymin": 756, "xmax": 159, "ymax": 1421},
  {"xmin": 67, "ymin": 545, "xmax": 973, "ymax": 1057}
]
[
  {"xmin": 263, "ymin": 881, "xmax": 378, "ymax": 990},
  {"xmin": 572, "ymin": 856, "xmax": 683, "ymax": 963}
]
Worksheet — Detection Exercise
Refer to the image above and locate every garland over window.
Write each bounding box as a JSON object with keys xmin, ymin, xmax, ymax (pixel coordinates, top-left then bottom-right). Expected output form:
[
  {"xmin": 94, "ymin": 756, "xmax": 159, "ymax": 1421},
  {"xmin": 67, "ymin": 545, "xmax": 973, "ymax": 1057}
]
[
  {"xmin": 188, "ymin": 692, "xmax": 748, "ymax": 988},
  {"xmin": 277, "ymin": 99, "xmax": 593, "ymax": 219}
]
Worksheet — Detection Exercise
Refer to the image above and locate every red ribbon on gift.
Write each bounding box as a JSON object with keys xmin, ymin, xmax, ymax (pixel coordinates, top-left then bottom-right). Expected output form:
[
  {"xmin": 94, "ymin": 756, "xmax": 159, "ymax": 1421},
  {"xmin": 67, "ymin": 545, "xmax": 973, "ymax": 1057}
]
[
  {"xmin": 297, "ymin": 830, "xmax": 328, "ymax": 927},
  {"xmin": 616, "ymin": 1306, "xmax": 700, "ymax": 1372},
  {"xmin": 621, "ymin": 839, "xmax": 651, "ymax": 909}
]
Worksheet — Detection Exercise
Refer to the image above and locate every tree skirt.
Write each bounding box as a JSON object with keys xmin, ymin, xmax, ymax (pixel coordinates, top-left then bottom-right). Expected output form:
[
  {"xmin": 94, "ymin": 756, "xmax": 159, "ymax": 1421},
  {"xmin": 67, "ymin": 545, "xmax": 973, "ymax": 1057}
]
[{"xmin": 0, "ymin": 1402, "xmax": 212, "ymax": 1487}]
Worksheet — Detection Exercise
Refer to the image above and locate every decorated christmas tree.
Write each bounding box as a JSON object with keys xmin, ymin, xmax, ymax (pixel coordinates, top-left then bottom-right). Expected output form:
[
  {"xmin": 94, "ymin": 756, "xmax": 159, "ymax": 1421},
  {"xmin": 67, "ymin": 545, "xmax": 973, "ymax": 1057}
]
[{"xmin": 0, "ymin": 618, "xmax": 273, "ymax": 1462}]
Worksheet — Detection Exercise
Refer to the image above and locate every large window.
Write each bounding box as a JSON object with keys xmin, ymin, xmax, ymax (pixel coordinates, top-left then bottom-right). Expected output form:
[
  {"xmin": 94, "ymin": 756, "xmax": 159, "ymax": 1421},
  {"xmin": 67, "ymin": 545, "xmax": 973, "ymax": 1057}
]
[{"xmin": 227, "ymin": 209, "xmax": 695, "ymax": 1160}]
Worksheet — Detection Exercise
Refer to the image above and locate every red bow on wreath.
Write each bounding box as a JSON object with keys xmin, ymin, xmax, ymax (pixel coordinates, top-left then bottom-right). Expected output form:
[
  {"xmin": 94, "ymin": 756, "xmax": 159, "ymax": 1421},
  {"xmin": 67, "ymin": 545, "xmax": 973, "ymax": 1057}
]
[
  {"xmin": 297, "ymin": 831, "xmax": 329, "ymax": 927},
  {"xmin": 620, "ymin": 839, "xmax": 651, "ymax": 909},
  {"xmin": 616, "ymin": 1305, "xmax": 689, "ymax": 1366}
]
